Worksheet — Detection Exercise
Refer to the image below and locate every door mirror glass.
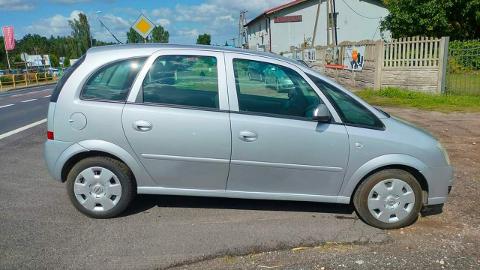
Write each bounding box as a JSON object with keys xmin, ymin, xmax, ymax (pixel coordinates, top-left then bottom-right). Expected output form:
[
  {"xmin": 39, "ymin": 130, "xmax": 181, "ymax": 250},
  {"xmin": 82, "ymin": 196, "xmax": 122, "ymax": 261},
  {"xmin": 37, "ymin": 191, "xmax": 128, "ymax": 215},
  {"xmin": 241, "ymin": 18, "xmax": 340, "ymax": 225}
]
[{"xmin": 312, "ymin": 104, "xmax": 331, "ymax": 122}]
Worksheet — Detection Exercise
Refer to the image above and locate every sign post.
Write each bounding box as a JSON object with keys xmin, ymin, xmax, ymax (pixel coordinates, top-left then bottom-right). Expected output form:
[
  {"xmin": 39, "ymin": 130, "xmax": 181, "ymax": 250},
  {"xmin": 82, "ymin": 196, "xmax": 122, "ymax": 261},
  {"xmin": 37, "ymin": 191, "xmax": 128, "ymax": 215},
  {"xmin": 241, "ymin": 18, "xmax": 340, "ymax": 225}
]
[
  {"xmin": 131, "ymin": 14, "xmax": 155, "ymax": 42},
  {"xmin": 2, "ymin": 26, "xmax": 15, "ymax": 70}
]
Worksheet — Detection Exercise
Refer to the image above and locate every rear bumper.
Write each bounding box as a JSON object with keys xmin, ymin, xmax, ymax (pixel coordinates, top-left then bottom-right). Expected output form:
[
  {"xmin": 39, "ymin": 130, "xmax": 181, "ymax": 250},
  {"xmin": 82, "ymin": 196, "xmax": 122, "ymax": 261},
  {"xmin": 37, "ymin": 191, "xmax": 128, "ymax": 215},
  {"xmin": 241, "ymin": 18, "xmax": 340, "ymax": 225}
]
[
  {"xmin": 44, "ymin": 140, "xmax": 75, "ymax": 182},
  {"xmin": 426, "ymin": 165, "xmax": 454, "ymax": 205}
]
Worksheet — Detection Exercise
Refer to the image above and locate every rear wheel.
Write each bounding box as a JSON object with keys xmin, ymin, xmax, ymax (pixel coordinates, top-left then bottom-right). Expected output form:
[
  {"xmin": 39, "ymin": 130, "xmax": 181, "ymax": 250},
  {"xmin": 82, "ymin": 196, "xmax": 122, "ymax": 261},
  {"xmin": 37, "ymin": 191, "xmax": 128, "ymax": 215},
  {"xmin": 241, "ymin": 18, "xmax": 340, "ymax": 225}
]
[
  {"xmin": 353, "ymin": 169, "xmax": 423, "ymax": 229},
  {"xmin": 66, "ymin": 156, "xmax": 135, "ymax": 218}
]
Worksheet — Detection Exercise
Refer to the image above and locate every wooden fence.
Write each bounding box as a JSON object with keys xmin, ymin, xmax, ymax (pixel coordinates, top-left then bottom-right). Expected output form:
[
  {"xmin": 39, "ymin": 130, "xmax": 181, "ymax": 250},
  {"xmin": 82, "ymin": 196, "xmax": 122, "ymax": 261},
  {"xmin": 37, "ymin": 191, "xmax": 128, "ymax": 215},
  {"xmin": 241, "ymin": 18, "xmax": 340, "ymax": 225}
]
[{"xmin": 298, "ymin": 36, "xmax": 449, "ymax": 93}]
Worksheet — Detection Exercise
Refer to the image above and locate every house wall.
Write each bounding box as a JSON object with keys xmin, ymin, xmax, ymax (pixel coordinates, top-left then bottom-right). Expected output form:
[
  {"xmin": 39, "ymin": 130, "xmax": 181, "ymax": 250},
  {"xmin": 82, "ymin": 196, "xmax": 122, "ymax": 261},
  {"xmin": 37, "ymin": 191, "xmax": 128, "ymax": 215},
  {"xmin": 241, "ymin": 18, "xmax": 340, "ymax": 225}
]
[
  {"xmin": 334, "ymin": 0, "xmax": 389, "ymax": 42},
  {"xmin": 269, "ymin": 0, "xmax": 328, "ymax": 53},
  {"xmin": 246, "ymin": 17, "xmax": 270, "ymax": 51},
  {"xmin": 246, "ymin": 0, "xmax": 389, "ymax": 54}
]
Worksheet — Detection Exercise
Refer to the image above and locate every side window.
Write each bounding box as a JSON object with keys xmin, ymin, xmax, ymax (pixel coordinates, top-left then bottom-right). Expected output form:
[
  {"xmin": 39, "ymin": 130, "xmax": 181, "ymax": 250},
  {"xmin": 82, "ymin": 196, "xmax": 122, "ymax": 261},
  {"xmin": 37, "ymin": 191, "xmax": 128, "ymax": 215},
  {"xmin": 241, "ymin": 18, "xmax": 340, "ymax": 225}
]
[
  {"xmin": 233, "ymin": 58, "xmax": 321, "ymax": 119},
  {"xmin": 142, "ymin": 55, "xmax": 219, "ymax": 109},
  {"xmin": 307, "ymin": 74, "xmax": 384, "ymax": 129},
  {"xmin": 82, "ymin": 58, "xmax": 146, "ymax": 101}
]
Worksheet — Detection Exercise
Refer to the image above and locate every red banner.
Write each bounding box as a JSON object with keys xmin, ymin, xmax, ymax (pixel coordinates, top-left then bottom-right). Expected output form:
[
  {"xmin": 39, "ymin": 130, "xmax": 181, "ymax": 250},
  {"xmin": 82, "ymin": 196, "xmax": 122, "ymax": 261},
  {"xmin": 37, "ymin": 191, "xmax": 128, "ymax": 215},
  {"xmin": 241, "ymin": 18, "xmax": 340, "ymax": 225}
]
[
  {"xmin": 2, "ymin": 26, "xmax": 15, "ymax": 51},
  {"xmin": 274, "ymin": 15, "xmax": 302, "ymax": 23}
]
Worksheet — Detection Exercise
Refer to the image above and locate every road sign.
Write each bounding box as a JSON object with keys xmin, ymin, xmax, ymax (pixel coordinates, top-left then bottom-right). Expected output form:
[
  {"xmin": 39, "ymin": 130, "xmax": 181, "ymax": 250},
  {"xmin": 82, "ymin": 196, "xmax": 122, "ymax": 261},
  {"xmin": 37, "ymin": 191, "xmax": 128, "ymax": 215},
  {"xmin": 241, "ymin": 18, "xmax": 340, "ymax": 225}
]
[{"xmin": 132, "ymin": 15, "xmax": 155, "ymax": 39}]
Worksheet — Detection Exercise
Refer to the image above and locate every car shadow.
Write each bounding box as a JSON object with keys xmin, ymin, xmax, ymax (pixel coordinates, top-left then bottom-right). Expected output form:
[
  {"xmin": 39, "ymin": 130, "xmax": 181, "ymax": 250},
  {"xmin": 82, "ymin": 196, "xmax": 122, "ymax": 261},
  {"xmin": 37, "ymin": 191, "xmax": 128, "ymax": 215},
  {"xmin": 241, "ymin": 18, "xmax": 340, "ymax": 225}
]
[{"xmin": 121, "ymin": 194, "xmax": 355, "ymax": 217}]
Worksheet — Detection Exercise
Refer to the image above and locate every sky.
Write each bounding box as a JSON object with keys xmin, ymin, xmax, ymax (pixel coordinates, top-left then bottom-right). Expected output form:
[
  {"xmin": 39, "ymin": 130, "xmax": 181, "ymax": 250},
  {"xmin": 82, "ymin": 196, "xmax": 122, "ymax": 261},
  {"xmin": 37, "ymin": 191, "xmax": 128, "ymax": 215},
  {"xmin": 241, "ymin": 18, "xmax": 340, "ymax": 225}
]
[{"xmin": 0, "ymin": 0, "xmax": 287, "ymax": 45}]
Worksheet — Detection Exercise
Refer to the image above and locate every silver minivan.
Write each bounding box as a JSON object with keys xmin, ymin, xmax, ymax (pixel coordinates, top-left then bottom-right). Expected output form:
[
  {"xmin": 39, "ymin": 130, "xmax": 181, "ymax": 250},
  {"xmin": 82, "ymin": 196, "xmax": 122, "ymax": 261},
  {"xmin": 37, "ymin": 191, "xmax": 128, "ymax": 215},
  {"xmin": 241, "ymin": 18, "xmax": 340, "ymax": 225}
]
[{"xmin": 44, "ymin": 44, "xmax": 453, "ymax": 229}]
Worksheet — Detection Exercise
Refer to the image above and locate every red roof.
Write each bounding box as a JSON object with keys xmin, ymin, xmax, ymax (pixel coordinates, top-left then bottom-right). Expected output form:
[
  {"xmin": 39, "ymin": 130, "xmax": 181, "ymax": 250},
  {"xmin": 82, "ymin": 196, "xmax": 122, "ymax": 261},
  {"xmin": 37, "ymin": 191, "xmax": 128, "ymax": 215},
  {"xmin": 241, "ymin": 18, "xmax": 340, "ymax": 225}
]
[
  {"xmin": 265, "ymin": 0, "xmax": 308, "ymax": 14},
  {"xmin": 245, "ymin": 0, "xmax": 309, "ymax": 26}
]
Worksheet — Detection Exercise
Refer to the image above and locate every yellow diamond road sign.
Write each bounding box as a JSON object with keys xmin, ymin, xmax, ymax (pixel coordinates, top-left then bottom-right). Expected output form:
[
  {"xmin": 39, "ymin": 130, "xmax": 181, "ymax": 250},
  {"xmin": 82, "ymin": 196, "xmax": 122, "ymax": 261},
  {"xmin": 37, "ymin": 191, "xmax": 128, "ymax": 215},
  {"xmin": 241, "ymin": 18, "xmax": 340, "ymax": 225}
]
[{"xmin": 132, "ymin": 15, "xmax": 155, "ymax": 38}]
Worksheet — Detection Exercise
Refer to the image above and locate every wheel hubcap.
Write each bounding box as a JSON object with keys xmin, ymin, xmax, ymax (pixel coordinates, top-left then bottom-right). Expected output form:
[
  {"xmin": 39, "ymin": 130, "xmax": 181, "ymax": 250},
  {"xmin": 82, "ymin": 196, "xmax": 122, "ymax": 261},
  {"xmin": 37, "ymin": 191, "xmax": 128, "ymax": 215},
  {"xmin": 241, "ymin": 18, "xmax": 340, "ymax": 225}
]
[
  {"xmin": 73, "ymin": 167, "xmax": 122, "ymax": 212},
  {"xmin": 367, "ymin": 179, "xmax": 416, "ymax": 223}
]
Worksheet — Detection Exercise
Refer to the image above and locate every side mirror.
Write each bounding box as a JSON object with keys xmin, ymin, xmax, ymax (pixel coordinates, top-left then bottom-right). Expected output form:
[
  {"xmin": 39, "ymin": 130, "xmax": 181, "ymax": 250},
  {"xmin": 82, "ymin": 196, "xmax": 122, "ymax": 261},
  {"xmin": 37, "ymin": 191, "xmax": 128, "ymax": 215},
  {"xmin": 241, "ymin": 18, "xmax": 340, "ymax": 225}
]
[{"xmin": 312, "ymin": 104, "xmax": 331, "ymax": 123}]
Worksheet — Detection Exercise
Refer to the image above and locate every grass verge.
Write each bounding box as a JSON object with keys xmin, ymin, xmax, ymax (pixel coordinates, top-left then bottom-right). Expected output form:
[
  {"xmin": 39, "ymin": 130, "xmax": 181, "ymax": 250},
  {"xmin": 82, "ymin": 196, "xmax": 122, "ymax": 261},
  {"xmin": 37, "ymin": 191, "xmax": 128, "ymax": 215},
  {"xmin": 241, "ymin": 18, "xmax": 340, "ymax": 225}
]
[{"xmin": 356, "ymin": 88, "xmax": 480, "ymax": 113}]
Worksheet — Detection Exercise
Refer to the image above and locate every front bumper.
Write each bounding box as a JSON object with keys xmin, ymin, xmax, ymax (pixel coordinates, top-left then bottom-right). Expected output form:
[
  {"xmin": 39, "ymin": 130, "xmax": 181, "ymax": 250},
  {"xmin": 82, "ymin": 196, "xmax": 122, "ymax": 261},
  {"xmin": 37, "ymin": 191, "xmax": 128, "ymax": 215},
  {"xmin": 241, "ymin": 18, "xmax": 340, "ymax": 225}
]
[{"xmin": 425, "ymin": 165, "xmax": 454, "ymax": 205}]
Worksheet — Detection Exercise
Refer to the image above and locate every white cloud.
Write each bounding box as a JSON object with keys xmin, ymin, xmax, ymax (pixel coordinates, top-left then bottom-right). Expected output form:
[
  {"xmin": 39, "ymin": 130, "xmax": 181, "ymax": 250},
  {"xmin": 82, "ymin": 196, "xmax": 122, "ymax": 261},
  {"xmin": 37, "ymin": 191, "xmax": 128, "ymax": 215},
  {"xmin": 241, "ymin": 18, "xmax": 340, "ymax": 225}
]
[
  {"xmin": 49, "ymin": 0, "xmax": 90, "ymax": 3},
  {"xmin": 155, "ymin": 18, "xmax": 170, "ymax": 27},
  {"xmin": 25, "ymin": 10, "xmax": 82, "ymax": 36},
  {"xmin": 0, "ymin": 0, "xmax": 35, "ymax": 11},
  {"xmin": 177, "ymin": 29, "xmax": 199, "ymax": 38}
]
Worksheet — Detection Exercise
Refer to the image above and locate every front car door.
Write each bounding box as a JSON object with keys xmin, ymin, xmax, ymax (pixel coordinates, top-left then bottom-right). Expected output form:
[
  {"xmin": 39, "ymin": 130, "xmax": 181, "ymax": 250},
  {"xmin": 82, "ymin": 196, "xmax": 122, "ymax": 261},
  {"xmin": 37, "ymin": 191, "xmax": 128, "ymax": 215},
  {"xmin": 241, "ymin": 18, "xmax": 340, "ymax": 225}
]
[
  {"xmin": 122, "ymin": 50, "xmax": 231, "ymax": 190},
  {"xmin": 224, "ymin": 54, "xmax": 349, "ymax": 200}
]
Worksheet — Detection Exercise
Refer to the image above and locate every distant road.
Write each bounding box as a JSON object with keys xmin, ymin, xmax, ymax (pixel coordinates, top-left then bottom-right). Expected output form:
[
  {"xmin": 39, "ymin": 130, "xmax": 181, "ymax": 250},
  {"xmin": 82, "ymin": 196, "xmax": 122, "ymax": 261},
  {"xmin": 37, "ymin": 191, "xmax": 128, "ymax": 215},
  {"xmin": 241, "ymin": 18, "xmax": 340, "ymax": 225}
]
[{"xmin": 0, "ymin": 85, "xmax": 54, "ymax": 135}]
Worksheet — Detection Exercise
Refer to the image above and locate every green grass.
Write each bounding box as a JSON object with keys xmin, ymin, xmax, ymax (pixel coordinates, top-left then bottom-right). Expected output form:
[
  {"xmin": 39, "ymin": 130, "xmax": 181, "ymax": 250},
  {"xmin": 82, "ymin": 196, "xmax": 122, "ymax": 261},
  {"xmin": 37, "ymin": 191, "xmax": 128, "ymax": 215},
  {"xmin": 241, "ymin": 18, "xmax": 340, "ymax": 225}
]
[
  {"xmin": 446, "ymin": 72, "xmax": 480, "ymax": 96},
  {"xmin": 356, "ymin": 87, "xmax": 480, "ymax": 112}
]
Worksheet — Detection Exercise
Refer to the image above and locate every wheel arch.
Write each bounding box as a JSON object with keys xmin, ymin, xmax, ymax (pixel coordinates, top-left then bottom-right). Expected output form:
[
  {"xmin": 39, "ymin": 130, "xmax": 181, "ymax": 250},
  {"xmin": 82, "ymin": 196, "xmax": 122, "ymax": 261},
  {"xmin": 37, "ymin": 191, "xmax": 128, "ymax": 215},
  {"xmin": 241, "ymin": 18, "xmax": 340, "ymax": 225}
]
[
  {"xmin": 340, "ymin": 154, "xmax": 430, "ymax": 204},
  {"xmin": 57, "ymin": 140, "xmax": 155, "ymax": 187}
]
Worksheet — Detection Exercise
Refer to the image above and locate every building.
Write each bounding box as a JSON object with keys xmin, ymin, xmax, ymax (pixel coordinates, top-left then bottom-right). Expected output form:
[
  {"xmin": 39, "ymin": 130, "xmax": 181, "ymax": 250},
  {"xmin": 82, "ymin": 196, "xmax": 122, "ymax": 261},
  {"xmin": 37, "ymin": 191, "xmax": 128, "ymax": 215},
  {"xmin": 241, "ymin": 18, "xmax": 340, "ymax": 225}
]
[{"xmin": 244, "ymin": 0, "xmax": 388, "ymax": 53}]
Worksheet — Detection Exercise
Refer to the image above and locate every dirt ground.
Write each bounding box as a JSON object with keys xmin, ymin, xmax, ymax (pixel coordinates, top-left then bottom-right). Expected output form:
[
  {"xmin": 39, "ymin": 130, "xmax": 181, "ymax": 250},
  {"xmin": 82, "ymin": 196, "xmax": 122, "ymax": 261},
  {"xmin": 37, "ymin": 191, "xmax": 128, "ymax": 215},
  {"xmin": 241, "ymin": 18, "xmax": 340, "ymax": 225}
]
[{"xmin": 171, "ymin": 107, "xmax": 480, "ymax": 270}]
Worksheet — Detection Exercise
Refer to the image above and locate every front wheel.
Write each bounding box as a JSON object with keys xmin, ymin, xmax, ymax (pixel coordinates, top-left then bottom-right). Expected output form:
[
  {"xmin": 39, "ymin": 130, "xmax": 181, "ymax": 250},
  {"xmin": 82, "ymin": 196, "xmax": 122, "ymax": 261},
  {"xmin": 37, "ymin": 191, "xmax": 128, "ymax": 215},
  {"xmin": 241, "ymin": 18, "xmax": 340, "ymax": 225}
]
[
  {"xmin": 66, "ymin": 156, "xmax": 135, "ymax": 218},
  {"xmin": 353, "ymin": 169, "xmax": 423, "ymax": 229}
]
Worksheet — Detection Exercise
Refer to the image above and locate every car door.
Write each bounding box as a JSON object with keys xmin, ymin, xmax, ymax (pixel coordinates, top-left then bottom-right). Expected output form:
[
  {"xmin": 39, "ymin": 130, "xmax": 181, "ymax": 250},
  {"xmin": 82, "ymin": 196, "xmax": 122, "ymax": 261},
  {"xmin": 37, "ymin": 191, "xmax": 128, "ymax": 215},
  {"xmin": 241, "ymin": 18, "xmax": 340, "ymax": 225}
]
[
  {"xmin": 224, "ymin": 54, "xmax": 349, "ymax": 197},
  {"xmin": 122, "ymin": 50, "xmax": 231, "ymax": 190}
]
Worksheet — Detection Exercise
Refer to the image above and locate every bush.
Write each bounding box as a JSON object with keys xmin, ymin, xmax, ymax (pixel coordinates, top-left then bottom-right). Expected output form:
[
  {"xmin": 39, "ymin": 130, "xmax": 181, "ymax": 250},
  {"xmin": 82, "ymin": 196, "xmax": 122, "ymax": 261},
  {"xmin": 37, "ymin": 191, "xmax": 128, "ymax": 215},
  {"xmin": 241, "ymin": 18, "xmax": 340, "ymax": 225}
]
[{"xmin": 448, "ymin": 40, "xmax": 480, "ymax": 72}]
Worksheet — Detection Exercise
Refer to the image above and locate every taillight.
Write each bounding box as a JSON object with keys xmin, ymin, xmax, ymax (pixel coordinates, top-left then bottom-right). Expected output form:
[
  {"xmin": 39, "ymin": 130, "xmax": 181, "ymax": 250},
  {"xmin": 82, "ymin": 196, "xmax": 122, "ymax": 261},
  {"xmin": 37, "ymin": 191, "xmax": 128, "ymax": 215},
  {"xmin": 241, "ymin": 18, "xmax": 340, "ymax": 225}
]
[{"xmin": 47, "ymin": 131, "xmax": 54, "ymax": 140}]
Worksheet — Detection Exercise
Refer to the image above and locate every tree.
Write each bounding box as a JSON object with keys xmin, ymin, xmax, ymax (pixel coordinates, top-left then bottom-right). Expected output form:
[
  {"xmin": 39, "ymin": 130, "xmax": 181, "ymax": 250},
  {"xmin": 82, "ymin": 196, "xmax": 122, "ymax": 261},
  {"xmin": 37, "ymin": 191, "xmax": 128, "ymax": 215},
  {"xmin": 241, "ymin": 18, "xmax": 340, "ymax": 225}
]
[
  {"xmin": 127, "ymin": 28, "xmax": 145, "ymax": 43},
  {"xmin": 381, "ymin": 0, "xmax": 480, "ymax": 40},
  {"xmin": 68, "ymin": 13, "xmax": 92, "ymax": 56},
  {"xmin": 151, "ymin": 25, "xmax": 169, "ymax": 43},
  {"xmin": 196, "ymin": 33, "xmax": 211, "ymax": 45}
]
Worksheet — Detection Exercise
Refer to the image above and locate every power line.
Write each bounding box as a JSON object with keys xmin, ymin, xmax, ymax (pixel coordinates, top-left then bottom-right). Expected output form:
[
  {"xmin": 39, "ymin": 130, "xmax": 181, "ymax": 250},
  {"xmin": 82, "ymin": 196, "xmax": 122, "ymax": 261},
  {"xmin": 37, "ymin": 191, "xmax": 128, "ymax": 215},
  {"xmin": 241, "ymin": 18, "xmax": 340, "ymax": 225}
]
[{"xmin": 339, "ymin": 0, "xmax": 383, "ymax": 20}]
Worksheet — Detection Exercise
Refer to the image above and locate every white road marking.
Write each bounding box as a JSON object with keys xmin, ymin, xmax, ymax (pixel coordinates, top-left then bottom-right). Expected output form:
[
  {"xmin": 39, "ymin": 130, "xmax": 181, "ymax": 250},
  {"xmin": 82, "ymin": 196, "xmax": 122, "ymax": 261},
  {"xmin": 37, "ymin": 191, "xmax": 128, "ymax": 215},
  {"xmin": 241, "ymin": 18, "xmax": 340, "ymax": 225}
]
[
  {"xmin": 0, "ymin": 104, "xmax": 14, "ymax": 109},
  {"xmin": 6, "ymin": 88, "xmax": 53, "ymax": 98},
  {"xmin": 0, "ymin": 119, "xmax": 47, "ymax": 140},
  {"xmin": 21, "ymin": 99, "xmax": 37, "ymax": 103},
  {"xmin": 44, "ymin": 95, "xmax": 51, "ymax": 98}
]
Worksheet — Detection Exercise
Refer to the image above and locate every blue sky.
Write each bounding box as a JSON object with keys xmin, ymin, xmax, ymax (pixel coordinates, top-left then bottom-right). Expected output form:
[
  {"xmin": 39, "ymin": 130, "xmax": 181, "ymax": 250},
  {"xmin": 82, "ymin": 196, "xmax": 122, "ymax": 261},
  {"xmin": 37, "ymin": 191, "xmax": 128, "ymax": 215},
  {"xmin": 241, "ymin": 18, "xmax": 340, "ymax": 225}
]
[{"xmin": 0, "ymin": 0, "xmax": 286, "ymax": 45}]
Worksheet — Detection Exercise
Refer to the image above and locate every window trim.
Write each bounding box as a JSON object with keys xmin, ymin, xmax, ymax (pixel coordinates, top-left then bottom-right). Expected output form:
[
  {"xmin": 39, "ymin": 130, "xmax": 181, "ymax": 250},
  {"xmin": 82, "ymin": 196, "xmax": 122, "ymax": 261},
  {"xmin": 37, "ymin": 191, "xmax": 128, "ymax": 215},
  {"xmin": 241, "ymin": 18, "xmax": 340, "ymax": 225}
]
[
  {"xmin": 127, "ymin": 50, "xmax": 230, "ymax": 111},
  {"xmin": 307, "ymin": 73, "xmax": 385, "ymax": 131},
  {"xmin": 224, "ymin": 54, "xmax": 342, "ymax": 123},
  {"xmin": 139, "ymin": 54, "xmax": 221, "ymax": 110},
  {"xmin": 79, "ymin": 57, "xmax": 147, "ymax": 103}
]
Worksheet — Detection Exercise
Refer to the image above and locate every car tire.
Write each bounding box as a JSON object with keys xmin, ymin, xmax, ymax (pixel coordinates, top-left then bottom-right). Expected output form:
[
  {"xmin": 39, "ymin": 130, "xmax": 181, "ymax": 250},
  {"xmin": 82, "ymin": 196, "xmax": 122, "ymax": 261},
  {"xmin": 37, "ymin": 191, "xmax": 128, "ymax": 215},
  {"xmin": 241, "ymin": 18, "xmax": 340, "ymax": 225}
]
[
  {"xmin": 353, "ymin": 169, "xmax": 423, "ymax": 229},
  {"xmin": 66, "ymin": 156, "xmax": 135, "ymax": 218}
]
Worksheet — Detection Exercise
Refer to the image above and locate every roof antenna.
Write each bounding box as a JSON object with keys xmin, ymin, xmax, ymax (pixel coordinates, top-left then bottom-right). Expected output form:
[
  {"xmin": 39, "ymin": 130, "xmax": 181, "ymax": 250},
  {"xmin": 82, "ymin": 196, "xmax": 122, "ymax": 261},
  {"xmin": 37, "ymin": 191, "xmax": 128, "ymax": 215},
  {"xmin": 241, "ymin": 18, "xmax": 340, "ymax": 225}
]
[{"xmin": 96, "ymin": 11, "xmax": 123, "ymax": 44}]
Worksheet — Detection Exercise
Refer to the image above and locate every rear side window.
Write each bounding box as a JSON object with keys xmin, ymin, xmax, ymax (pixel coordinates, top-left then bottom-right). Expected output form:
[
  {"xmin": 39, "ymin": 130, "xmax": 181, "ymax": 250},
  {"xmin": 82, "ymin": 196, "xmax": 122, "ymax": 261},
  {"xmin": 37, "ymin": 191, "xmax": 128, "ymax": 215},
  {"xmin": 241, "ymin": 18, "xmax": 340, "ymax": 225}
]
[
  {"xmin": 142, "ymin": 55, "xmax": 219, "ymax": 109},
  {"xmin": 50, "ymin": 55, "xmax": 86, "ymax": 102},
  {"xmin": 81, "ymin": 58, "xmax": 146, "ymax": 101},
  {"xmin": 308, "ymin": 74, "xmax": 384, "ymax": 129}
]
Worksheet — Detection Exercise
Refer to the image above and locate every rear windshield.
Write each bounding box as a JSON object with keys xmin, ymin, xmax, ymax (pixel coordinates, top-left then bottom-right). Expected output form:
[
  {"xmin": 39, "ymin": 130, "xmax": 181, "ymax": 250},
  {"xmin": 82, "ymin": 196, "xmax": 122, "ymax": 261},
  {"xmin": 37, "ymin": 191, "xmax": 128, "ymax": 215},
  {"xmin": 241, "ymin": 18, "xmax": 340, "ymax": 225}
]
[{"xmin": 50, "ymin": 55, "xmax": 86, "ymax": 102}]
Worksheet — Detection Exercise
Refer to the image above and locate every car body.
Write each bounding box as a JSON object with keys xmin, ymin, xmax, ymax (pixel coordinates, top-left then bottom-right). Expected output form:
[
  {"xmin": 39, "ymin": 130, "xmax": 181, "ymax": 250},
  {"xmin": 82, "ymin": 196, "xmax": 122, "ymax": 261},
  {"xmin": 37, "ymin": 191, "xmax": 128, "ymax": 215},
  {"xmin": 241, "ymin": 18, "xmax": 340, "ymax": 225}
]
[{"xmin": 44, "ymin": 44, "xmax": 453, "ymax": 229}]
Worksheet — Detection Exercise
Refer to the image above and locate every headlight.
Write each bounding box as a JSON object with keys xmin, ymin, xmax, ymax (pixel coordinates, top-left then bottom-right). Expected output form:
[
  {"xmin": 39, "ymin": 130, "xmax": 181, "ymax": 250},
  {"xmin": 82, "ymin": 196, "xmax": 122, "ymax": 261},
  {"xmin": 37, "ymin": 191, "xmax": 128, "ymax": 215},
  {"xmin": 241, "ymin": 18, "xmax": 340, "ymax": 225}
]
[{"xmin": 437, "ymin": 142, "xmax": 451, "ymax": 165}]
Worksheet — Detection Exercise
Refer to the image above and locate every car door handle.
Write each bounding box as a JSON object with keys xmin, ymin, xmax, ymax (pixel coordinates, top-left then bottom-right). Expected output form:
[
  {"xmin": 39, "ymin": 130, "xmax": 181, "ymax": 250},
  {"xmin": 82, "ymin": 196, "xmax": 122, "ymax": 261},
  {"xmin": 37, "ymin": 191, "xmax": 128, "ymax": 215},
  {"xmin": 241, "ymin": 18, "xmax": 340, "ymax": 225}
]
[
  {"xmin": 239, "ymin": 130, "xmax": 257, "ymax": 142},
  {"xmin": 133, "ymin": 120, "xmax": 152, "ymax": 132}
]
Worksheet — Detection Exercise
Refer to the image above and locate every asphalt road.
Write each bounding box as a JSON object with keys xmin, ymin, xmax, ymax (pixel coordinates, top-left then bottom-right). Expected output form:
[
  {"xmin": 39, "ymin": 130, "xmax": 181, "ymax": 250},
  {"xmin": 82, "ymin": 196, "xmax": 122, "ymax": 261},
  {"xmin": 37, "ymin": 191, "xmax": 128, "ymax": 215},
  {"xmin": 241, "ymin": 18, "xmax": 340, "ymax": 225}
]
[
  {"xmin": 0, "ymin": 85, "xmax": 53, "ymax": 134},
  {"xmin": 0, "ymin": 86, "xmax": 387, "ymax": 269}
]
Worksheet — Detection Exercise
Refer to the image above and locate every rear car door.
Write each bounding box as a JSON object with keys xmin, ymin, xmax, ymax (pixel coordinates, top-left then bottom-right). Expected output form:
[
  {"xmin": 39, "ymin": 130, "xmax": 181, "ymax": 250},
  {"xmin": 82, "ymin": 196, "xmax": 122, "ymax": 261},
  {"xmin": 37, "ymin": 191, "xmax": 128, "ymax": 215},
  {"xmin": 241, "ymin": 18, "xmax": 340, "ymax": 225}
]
[
  {"xmin": 122, "ymin": 50, "xmax": 231, "ymax": 190},
  {"xmin": 224, "ymin": 54, "xmax": 349, "ymax": 198}
]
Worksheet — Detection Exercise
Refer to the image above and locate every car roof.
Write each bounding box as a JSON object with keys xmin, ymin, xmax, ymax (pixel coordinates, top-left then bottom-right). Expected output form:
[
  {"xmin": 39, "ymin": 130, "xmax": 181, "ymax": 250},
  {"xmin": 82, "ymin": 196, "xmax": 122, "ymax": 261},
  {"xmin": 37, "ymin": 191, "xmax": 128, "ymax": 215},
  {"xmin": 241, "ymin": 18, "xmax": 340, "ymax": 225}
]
[{"xmin": 87, "ymin": 43, "xmax": 301, "ymax": 66}]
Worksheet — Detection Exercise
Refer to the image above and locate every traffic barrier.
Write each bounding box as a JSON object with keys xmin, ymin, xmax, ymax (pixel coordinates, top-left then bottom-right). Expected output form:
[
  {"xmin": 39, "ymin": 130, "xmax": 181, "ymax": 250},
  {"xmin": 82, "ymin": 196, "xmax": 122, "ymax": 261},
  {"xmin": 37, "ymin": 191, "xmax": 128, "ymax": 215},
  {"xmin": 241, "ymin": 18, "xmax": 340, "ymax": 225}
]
[{"xmin": 0, "ymin": 73, "xmax": 58, "ymax": 91}]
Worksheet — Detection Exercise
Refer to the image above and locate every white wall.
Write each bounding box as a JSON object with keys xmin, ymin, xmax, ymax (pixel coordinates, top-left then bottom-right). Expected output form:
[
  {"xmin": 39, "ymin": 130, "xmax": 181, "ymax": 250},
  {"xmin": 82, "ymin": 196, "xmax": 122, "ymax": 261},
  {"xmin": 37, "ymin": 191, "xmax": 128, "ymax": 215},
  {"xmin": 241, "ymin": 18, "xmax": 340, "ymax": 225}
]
[
  {"xmin": 246, "ymin": 17, "xmax": 270, "ymax": 51},
  {"xmin": 246, "ymin": 0, "xmax": 389, "ymax": 53},
  {"xmin": 270, "ymin": 0, "xmax": 328, "ymax": 53},
  {"xmin": 335, "ymin": 0, "xmax": 389, "ymax": 42}
]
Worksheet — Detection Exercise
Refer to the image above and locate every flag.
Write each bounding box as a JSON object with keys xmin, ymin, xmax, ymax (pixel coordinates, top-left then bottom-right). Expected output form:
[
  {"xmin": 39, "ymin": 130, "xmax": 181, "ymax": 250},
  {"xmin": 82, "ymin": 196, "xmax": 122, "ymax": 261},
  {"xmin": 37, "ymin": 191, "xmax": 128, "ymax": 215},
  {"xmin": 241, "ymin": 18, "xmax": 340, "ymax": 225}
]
[{"xmin": 2, "ymin": 26, "xmax": 15, "ymax": 51}]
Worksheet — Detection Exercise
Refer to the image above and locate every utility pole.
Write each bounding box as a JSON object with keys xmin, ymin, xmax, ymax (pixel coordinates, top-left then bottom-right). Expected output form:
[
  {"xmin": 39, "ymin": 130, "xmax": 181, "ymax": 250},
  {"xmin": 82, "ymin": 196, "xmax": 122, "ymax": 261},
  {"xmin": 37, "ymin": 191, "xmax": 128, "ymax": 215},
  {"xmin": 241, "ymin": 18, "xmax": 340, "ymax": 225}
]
[
  {"xmin": 238, "ymin": 10, "xmax": 248, "ymax": 48},
  {"xmin": 327, "ymin": 0, "xmax": 338, "ymax": 46},
  {"xmin": 312, "ymin": 0, "xmax": 321, "ymax": 48}
]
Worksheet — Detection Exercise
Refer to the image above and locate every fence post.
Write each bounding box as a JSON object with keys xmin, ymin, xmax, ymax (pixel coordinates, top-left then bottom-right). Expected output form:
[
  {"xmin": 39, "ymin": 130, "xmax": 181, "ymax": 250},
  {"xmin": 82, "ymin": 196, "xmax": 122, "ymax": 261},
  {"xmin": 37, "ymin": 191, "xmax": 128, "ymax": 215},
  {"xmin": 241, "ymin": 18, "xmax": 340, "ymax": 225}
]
[
  {"xmin": 374, "ymin": 40, "xmax": 384, "ymax": 90},
  {"xmin": 437, "ymin": 36, "xmax": 449, "ymax": 94},
  {"xmin": 12, "ymin": 75, "xmax": 15, "ymax": 88}
]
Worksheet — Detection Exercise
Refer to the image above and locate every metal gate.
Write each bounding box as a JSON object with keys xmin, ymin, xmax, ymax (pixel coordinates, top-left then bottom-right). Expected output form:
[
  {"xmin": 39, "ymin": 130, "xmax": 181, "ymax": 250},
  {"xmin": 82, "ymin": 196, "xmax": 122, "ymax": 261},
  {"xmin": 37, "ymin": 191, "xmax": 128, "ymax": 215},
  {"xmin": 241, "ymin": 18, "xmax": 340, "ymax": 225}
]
[{"xmin": 446, "ymin": 43, "xmax": 480, "ymax": 96}]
